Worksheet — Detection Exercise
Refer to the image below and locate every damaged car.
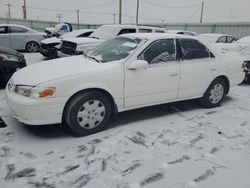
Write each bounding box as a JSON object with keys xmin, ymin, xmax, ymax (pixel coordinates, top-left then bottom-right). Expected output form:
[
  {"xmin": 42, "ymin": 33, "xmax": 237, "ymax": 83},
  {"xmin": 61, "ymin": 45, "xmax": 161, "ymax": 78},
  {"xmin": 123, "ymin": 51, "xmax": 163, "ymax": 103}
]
[
  {"xmin": 40, "ymin": 29, "xmax": 94, "ymax": 59},
  {"xmin": 6, "ymin": 33, "xmax": 244, "ymax": 136}
]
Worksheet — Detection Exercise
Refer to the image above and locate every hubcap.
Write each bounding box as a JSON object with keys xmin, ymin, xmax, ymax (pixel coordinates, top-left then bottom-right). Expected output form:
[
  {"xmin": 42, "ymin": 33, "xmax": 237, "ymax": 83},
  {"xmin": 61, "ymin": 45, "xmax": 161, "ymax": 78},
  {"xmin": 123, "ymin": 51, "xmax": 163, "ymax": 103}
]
[
  {"xmin": 209, "ymin": 83, "xmax": 224, "ymax": 104},
  {"xmin": 77, "ymin": 100, "xmax": 105, "ymax": 129},
  {"xmin": 27, "ymin": 42, "xmax": 38, "ymax": 52}
]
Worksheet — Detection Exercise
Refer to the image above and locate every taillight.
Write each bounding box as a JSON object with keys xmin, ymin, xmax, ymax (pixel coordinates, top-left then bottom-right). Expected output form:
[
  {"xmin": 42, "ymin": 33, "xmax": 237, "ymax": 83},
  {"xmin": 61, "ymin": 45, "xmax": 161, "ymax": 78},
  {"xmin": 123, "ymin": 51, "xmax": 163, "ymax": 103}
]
[{"xmin": 43, "ymin": 35, "xmax": 48, "ymax": 39}]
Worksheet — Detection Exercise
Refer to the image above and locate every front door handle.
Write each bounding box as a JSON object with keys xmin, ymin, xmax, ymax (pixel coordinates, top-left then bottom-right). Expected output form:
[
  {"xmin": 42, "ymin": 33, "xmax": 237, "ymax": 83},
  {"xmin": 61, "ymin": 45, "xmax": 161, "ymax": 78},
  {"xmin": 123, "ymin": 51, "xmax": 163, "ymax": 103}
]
[
  {"xmin": 169, "ymin": 73, "xmax": 178, "ymax": 76},
  {"xmin": 210, "ymin": 68, "xmax": 217, "ymax": 71}
]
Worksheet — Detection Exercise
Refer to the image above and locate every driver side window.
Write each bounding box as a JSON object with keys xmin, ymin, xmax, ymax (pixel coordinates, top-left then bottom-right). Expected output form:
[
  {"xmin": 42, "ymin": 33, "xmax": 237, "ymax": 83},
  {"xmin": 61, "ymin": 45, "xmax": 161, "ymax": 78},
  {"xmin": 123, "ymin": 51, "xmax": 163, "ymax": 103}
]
[{"xmin": 138, "ymin": 39, "xmax": 176, "ymax": 64}]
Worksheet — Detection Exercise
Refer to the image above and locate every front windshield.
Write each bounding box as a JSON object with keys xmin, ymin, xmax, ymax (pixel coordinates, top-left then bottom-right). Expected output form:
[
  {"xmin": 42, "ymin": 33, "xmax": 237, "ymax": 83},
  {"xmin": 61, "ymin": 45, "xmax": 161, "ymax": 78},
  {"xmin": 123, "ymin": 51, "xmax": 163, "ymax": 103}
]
[
  {"xmin": 88, "ymin": 37, "xmax": 142, "ymax": 63},
  {"xmin": 89, "ymin": 26, "xmax": 118, "ymax": 40}
]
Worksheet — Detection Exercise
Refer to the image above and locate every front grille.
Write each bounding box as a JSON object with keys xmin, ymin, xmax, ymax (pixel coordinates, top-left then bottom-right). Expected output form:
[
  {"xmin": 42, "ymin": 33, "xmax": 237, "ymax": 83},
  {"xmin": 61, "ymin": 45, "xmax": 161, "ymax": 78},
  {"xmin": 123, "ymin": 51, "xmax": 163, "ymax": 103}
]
[{"xmin": 61, "ymin": 41, "xmax": 77, "ymax": 55}]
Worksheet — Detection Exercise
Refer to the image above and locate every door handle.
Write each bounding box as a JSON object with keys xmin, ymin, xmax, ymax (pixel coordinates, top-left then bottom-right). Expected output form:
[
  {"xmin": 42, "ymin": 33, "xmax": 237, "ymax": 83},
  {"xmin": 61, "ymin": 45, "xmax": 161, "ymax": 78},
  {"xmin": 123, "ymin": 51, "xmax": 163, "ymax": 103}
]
[
  {"xmin": 169, "ymin": 73, "xmax": 178, "ymax": 76},
  {"xmin": 210, "ymin": 68, "xmax": 217, "ymax": 71}
]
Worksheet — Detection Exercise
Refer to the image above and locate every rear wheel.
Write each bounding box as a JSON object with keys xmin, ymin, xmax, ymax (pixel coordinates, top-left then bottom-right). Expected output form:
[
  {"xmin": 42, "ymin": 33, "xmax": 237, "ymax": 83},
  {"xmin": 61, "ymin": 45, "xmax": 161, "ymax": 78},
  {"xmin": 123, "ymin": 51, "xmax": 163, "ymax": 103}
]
[
  {"xmin": 200, "ymin": 79, "xmax": 226, "ymax": 108},
  {"xmin": 26, "ymin": 41, "xmax": 39, "ymax": 52},
  {"xmin": 64, "ymin": 91, "xmax": 112, "ymax": 136}
]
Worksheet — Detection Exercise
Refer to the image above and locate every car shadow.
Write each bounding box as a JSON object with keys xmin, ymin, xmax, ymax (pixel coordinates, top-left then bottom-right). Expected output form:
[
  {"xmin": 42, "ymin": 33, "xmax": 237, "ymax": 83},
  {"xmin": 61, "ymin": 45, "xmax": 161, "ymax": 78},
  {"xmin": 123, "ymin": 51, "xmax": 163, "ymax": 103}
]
[{"xmin": 19, "ymin": 97, "xmax": 234, "ymax": 138}]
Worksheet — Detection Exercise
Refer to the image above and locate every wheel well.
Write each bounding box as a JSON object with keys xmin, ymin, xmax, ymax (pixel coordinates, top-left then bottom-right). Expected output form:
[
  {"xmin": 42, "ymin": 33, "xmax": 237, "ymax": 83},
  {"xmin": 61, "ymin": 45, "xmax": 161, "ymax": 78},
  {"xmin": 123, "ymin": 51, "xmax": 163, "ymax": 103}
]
[
  {"xmin": 215, "ymin": 75, "xmax": 230, "ymax": 94},
  {"xmin": 62, "ymin": 88, "xmax": 118, "ymax": 123}
]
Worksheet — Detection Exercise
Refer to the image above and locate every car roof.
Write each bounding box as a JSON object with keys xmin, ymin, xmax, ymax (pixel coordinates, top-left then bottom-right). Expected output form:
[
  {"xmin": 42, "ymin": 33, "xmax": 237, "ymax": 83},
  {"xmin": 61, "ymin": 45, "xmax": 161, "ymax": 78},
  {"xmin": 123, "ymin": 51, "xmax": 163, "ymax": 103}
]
[
  {"xmin": 199, "ymin": 33, "xmax": 233, "ymax": 37},
  {"xmin": 121, "ymin": 33, "xmax": 196, "ymax": 40},
  {"xmin": 99, "ymin": 24, "xmax": 165, "ymax": 30}
]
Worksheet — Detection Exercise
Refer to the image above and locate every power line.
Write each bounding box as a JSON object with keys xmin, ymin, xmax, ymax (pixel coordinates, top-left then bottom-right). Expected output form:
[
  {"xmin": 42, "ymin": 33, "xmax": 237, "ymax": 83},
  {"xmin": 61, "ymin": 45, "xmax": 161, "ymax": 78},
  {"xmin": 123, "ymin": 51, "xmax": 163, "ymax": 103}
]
[{"xmin": 185, "ymin": 5, "xmax": 202, "ymax": 22}]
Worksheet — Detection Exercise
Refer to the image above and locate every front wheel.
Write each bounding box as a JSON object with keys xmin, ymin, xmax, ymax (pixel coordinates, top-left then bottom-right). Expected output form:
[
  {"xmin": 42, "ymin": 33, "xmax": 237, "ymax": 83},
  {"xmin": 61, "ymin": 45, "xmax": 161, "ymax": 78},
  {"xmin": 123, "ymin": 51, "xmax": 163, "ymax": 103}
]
[
  {"xmin": 200, "ymin": 79, "xmax": 226, "ymax": 108},
  {"xmin": 64, "ymin": 91, "xmax": 112, "ymax": 136},
  {"xmin": 26, "ymin": 41, "xmax": 39, "ymax": 52}
]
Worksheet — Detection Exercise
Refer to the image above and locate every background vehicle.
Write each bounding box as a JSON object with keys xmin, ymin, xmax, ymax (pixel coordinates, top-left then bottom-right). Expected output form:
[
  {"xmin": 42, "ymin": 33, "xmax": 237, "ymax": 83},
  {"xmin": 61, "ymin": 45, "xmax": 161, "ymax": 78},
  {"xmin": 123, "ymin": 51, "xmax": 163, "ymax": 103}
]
[
  {"xmin": 0, "ymin": 45, "xmax": 26, "ymax": 88},
  {"xmin": 0, "ymin": 24, "xmax": 46, "ymax": 52},
  {"xmin": 40, "ymin": 29, "xmax": 94, "ymax": 59},
  {"xmin": 58, "ymin": 25, "xmax": 166, "ymax": 57},
  {"xmin": 166, "ymin": 30, "xmax": 197, "ymax": 36},
  {"xmin": 6, "ymin": 34, "xmax": 244, "ymax": 136},
  {"xmin": 198, "ymin": 33, "xmax": 237, "ymax": 43},
  {"xmin": 44, "ymin": 22, "xmax": 73, "ymax": 38}
]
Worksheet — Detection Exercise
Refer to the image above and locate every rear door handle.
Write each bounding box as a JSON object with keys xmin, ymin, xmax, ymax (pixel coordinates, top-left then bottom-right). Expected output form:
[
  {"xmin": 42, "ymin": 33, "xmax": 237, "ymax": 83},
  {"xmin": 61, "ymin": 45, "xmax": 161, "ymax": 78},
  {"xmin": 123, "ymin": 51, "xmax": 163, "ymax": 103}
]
[{"xmin": 210, "ymin": 68, "xmax": 217, "ymax": 71}]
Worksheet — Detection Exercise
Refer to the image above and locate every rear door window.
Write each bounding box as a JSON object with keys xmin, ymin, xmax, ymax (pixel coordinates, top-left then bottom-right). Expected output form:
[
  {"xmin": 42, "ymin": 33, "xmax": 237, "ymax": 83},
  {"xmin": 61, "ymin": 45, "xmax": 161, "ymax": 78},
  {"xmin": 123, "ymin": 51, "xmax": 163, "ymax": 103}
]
[
  {"xmin": 217, "ymin": 36, "xmax": 227, "ymax": 43},
  {"xmin": 118, "ymin": 28, "xmax": 136, "ymax": 35},
  {"xmin": 9, "ymin": 26, "xmax": 27, "ymax": 33},
  {"xmin": 139, "ymin": 29, "xmax": 152, "ymax": 33},
  {"xmin": 178, "ymin": 38, "xmax": 211, "ymax": 60},
  {"xmin": 227, "ymin": 36, "xmax": 236, "ymax": 43}
]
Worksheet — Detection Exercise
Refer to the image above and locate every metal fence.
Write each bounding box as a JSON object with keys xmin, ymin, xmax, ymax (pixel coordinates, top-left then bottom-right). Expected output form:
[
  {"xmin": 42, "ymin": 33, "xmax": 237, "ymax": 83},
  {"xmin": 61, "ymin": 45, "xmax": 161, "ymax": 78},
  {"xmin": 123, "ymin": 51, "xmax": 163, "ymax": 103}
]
[{"xmin": 1, "ymin": 17, "xmax": 250, "ymax": 38}]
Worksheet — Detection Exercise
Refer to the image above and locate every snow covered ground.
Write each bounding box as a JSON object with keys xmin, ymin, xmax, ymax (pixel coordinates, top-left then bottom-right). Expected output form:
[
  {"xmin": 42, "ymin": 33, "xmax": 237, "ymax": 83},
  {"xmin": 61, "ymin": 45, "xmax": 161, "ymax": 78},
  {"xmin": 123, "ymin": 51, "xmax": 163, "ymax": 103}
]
[{"xmin": 0, "ymin": 53, "xmax": 250, "ymax": 188}]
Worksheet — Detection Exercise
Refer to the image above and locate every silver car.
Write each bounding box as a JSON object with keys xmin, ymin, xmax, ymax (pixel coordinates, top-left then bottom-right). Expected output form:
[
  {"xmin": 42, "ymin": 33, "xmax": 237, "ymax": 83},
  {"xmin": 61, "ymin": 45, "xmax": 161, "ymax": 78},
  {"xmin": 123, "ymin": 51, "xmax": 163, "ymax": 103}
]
[{"xmin": 0, "ymin": 24, "xmax": 46, "ymax": 52}]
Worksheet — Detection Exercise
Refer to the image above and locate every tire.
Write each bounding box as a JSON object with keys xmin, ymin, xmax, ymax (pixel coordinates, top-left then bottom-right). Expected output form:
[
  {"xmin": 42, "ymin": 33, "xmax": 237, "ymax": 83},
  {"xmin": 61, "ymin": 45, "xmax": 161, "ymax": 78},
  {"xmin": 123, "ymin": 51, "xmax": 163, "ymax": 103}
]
[
  {"xmin": 200, "ymin": 78, "xmax": 227, "ymax": 108},
  {"xmin": 64, "ymin": 91, "xmax": 112, "ymax": 136},
  {"xmin": 26, "ymin": 41, "xmax": 39, "ymax": 52}
]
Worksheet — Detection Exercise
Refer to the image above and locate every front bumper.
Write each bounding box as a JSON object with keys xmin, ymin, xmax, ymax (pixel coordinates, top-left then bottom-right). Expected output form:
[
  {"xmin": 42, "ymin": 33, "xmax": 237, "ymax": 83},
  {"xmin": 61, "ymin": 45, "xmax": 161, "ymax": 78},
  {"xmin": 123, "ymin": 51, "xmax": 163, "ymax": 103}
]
[
  {"xmin": 57, "ymin": 50, "xmax": 71, "ymax": 58},
  {"xmin": 6, "ymin": 88, "xmax": 68, "ymax": 125},
  {"xmin": 40, "ymin": 46, "xmax": 58, "ymax": 58}
]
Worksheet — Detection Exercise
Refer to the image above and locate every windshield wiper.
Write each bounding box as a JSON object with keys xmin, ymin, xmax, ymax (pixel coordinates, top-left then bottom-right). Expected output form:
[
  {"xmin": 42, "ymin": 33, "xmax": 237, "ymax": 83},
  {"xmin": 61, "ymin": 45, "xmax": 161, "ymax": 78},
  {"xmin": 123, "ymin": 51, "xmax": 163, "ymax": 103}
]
[{"xmin": 83, "ymin": 52, "xmax": 101, "ymax": 63}]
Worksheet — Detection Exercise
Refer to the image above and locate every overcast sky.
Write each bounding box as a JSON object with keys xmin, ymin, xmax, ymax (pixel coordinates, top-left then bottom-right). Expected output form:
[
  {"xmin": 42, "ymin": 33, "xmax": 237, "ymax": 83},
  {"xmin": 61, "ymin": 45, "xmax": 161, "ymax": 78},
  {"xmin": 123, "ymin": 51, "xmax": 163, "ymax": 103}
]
[{"xmin": 0, "ymin": 0, "xmax": 250, "ymax": 24}]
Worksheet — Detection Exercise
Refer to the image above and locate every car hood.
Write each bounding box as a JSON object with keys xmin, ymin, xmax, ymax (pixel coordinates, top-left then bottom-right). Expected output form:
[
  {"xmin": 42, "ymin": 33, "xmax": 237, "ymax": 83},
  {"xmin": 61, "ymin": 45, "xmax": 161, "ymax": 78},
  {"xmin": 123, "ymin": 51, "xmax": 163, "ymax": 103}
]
[
  {"xmin": 63, "ymin": 37, "xmax": 103, "ymax": 45},
  {"xmin": 0, "ymin": 45, "xmax": 19, "ymax": 56},
  {"xmin": 41, "ymin": 37, "xmax": 61, "ymax": 44},
  {"xmin": 11, "ymin": 55, "xmax": 111, "ymax": 86}
]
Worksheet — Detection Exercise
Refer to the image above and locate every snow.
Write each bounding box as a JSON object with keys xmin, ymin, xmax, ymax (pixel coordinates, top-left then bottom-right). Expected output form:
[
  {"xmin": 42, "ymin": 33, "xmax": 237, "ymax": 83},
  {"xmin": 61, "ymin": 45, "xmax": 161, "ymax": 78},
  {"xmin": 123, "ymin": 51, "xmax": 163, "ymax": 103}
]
[{"xmin": 0, "ymin": 53, "xmax": 250, "ymax": 188}]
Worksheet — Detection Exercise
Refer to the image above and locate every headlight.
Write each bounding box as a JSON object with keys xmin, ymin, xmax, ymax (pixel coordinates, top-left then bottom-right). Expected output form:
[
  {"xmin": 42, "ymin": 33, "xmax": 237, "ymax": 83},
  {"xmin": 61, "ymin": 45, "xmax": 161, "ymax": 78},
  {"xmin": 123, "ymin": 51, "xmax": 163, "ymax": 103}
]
[{"xmin": 15, "ymin": 86, "xmax": 56, "ymax": 99}]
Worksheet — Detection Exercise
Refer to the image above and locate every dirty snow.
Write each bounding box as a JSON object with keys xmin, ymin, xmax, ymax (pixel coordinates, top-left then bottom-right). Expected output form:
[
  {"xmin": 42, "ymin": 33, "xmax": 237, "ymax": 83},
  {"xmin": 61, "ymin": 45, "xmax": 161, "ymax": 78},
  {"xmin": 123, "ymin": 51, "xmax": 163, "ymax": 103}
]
[{"xmin": 0, "ymin": 53, "xmax": 250, "ymax": 188}]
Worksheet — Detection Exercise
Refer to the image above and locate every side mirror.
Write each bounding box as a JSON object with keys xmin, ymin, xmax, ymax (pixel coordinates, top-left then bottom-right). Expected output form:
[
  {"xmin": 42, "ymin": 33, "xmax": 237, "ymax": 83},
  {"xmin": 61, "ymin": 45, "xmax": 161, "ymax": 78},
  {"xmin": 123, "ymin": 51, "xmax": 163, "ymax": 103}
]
[{"xmin": 128, "ymin": 60, "xmax": 148, "ymax": 70}]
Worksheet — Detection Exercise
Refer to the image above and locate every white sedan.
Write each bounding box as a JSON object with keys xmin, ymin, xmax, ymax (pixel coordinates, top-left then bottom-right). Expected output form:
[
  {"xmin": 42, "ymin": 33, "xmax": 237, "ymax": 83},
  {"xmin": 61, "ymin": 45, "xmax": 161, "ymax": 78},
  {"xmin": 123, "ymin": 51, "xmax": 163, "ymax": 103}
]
[{"xmin": 6, "ymin": 33, "xmax": 244, "ymax": 135}]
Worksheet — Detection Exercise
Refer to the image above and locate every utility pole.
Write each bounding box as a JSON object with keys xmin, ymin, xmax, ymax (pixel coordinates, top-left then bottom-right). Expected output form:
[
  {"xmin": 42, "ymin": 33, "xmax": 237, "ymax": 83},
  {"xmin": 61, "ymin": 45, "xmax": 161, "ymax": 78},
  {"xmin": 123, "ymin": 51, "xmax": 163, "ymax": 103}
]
[
  {"xmin": 200, "ymin": 1, "xmax": 204, "ymax": 23},
  {"xmin": 22, "ymin": 0, "xmax": 27, "ymax": 19},
  {"xmin": 113, "ymin": 13, "xmax": 116, "ymax": 24},
  {"xmin": 5, "ymin": 3, "xmax": 13, "ymax": 19},
  {"xmin": 118, "ymin": 0, "xmax": 122, "ymax": 24},
  {"xmin": 76, "ymin": 10, "xmax": 80, "ymax": 29},
  {"xmin": 56, "ymin": 13, "xmax": 63, "ymax": 22},
  {"xmin": 136, "ymin": 0, "xmax": 139, "ymax": 25}
]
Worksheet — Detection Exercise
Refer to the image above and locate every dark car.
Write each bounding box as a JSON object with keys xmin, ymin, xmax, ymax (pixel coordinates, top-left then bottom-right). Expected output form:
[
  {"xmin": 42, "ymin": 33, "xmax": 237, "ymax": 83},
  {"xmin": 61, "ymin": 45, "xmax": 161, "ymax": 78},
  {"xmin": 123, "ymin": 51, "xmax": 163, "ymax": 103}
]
[
  {"xmin": 0, "ymin": 45, "xmax": 26, "ymax": 88},
  {"xmin": 243, "ymin": 61, "xmax": 250, "ymax": 84}
]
